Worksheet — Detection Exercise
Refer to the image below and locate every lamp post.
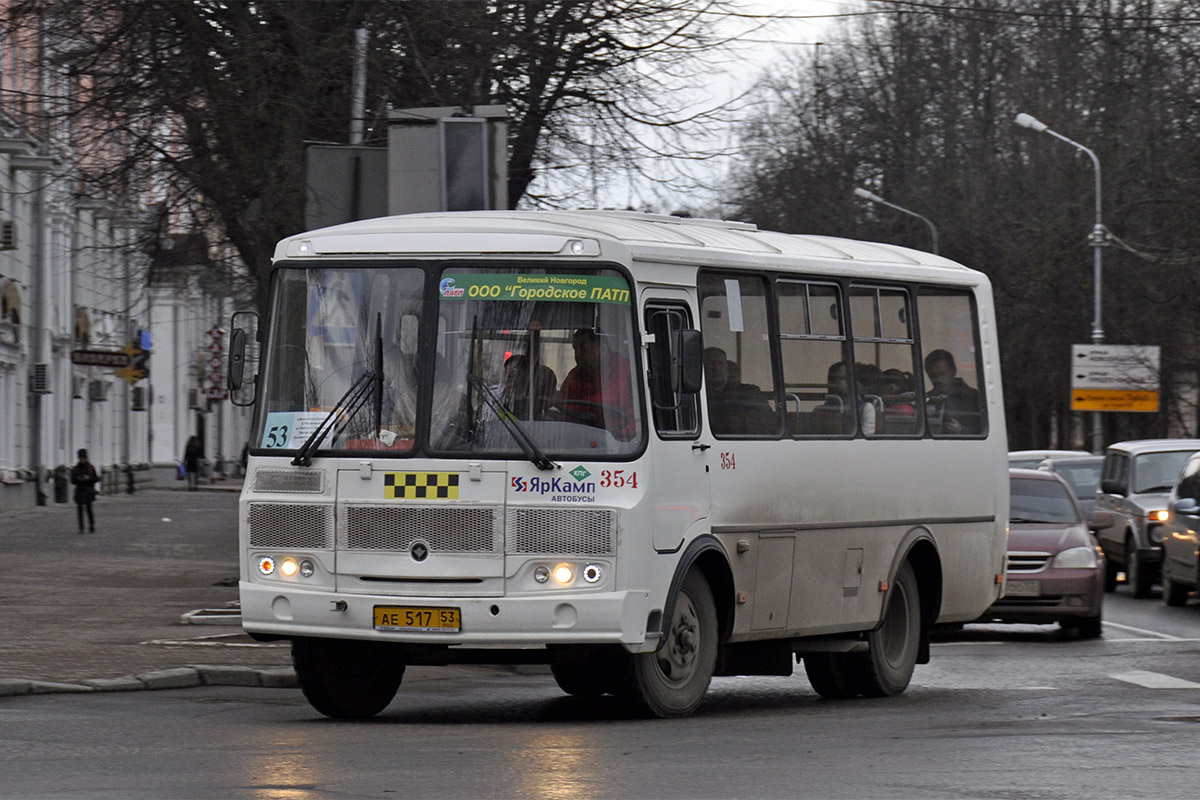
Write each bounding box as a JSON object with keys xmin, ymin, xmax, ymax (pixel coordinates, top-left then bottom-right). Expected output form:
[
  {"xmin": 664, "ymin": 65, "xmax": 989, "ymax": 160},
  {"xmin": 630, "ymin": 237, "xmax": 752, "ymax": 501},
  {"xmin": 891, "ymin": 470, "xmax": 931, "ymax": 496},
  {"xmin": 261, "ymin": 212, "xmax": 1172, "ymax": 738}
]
[
  {"xmin": 854, "ymin": 187, "xmax": 939, "ymax": 255},
  {"xmin": 1015, "ymin": 112, "xmax": 1107, "ymax": 454}
]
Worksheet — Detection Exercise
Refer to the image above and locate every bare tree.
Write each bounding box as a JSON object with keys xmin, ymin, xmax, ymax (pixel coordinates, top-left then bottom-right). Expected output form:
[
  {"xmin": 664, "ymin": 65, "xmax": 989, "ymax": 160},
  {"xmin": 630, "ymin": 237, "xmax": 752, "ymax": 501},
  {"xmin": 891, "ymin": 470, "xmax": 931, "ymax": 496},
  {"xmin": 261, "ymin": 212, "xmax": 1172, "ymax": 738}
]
[
  {"xmin": 6, "ymin": 0, "xmax": 741, "ymax": 309},
  {"xmin": 730, "ymin": 0, "xmax": 1200, "ymax": 448}
]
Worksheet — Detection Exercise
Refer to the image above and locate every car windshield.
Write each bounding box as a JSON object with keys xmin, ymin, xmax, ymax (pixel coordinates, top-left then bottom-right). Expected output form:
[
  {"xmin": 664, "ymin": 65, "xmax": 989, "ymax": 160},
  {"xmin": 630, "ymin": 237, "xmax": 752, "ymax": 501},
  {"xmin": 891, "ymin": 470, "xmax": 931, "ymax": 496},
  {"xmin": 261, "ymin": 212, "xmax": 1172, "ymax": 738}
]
[
  {"xmin": 1054, "ymin": 463, "xmax": 1101, "ymax": 498},
  {"xmin": 1010, "ymin": 477, "xmax": 1080, "ymax": 525},
  {"xmin": 1131, "ymin": 451, "xmax": 1195, "ymax": 493}
]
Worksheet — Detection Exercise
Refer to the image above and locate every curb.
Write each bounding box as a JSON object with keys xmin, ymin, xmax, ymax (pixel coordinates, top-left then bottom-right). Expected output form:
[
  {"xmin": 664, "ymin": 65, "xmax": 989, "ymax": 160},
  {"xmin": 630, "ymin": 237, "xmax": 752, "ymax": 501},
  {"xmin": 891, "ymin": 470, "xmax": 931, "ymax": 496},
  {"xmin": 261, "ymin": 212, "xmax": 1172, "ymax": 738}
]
[{"xmin": 0, "ymin": 665, "xmax": 298, "ymax": 697}]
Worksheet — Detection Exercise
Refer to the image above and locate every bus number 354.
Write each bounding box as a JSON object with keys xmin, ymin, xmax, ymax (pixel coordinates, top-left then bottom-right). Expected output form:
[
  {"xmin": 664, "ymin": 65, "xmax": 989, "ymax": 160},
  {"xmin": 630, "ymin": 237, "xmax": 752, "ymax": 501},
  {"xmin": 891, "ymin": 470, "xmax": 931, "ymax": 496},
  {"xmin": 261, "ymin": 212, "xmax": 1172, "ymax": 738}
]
[{"xmin": 599, "ymin": 470, "xmax": 638, "ymax": 488}]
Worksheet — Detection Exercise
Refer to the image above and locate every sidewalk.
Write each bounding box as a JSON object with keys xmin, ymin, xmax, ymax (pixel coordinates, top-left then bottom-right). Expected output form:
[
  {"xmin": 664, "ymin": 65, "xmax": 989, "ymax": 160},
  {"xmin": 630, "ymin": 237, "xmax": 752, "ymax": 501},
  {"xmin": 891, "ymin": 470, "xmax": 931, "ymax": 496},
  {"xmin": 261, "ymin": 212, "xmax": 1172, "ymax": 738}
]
[{"xmin": 0, "ymin": 479, "xmax": 297, "ymax": 697}]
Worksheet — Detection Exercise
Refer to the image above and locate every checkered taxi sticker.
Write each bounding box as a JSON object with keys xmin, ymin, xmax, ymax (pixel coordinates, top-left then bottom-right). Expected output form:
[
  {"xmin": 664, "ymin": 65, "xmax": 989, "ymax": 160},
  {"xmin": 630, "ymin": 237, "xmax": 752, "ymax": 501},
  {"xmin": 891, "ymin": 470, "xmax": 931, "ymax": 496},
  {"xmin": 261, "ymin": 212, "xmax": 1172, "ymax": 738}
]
[{"xmin": 383, "ymin": 472, "xmax": 460, "ymax": 500}]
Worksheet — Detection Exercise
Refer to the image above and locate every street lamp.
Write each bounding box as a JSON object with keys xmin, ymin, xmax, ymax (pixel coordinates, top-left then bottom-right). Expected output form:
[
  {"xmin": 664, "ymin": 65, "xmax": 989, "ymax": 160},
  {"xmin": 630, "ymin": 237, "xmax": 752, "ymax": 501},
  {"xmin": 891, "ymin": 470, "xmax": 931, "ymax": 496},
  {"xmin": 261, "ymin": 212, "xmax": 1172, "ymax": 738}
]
[
  {"xmin": 1015, "ymin": 111, "xmax": 1108, "ymax": 453},
  {"xmin": 854, "ymin": 187, "xmax": 939, "ymax": 255}
]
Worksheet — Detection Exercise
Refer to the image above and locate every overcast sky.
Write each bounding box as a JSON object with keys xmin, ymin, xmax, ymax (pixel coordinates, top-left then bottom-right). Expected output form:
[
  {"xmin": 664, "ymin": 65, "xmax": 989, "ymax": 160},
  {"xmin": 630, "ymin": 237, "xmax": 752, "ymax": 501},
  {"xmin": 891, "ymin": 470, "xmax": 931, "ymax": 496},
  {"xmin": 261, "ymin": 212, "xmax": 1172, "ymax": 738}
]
[{"xmin": 590, "ymin": 0, "xmax": 864, "ymax": 214}]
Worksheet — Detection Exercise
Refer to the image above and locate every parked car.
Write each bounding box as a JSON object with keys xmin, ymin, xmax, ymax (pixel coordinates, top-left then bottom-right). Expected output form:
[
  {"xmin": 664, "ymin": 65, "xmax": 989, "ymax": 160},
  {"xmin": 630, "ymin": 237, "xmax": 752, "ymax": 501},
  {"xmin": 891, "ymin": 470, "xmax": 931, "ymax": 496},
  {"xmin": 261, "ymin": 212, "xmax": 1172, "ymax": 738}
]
[
  {"xmin": 1038, "ymin": 455, "xmax": 1103, "ymax": 517},
  {"xmin": 1160, "ymin": 451, "xmax": 1200, "ymax": 606},
  {"xmin": 978, "ymin": 469, "xmax": 1107, "ymax": 637},
  {"xmin": 1095, "ymin": 439, "xmax": 1200, "ymax": 598},
  {"xmin": 1008, "ymin": 449, "xmax": 1091, "ymax": 469}
]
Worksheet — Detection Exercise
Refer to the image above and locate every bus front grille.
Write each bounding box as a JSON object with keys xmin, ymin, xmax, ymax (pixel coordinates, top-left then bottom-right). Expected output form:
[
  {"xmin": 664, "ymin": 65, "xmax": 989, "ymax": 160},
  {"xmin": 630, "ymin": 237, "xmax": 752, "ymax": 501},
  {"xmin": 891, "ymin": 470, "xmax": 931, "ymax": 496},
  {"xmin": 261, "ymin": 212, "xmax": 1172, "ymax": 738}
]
[
  {"xmin": 507, "ymin": 508, "xmax": 616, "ymax": 555},
  {"xmin": 333, "ymin": 504, "xmax": 617, "ymax": 556},
  {"xmin": 341, "ymin": 505, "xmax": 500, "ymax": 553},
  {"xmin": 248, "ymin": 503, "xmax": 334, "ymax": 548}
]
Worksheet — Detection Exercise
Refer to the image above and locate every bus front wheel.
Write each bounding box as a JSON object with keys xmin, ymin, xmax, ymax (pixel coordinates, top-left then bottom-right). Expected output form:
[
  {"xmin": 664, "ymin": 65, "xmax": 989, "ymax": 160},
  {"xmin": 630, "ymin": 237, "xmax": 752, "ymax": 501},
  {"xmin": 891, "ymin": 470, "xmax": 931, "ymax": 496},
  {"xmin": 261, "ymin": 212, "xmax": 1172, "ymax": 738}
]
[
  {"xmin": 616, "ymin": 570, "xmax": 718, "ymax": 718},
  {"xmin": 292, "ymin": 637, "xmax": 405, "ymax": 719},
  {"xmin": 551, "ymin": 663, "xmax": 612, "ymax": 697}
]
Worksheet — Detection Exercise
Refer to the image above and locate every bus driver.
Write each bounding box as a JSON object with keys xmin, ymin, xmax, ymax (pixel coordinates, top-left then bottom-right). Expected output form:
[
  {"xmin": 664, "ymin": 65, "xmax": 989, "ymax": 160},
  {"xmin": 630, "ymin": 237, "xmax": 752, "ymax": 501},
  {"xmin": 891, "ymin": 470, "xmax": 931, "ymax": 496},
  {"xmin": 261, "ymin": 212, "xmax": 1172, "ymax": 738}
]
[{"xmin": 557, "ymin": 328, "xmax": 636, "ymax": 439}]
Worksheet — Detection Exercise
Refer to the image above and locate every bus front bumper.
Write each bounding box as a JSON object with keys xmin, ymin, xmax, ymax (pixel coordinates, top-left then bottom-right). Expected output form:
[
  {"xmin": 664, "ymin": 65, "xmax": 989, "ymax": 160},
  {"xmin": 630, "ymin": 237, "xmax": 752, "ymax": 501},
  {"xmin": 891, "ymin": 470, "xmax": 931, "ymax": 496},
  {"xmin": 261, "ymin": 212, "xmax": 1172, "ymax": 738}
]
[{"xmin": 239, "ymin": 582, "xmax": 658, "ymax": 653}]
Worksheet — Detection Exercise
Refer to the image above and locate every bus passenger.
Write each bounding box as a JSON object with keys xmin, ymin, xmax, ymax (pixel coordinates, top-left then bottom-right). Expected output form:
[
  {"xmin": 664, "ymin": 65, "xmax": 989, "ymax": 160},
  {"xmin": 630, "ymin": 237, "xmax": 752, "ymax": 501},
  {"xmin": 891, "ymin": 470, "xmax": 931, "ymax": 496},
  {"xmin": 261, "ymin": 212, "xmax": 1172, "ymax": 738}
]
[
  {"xmin": 703, "ymin": 347, "xmax": 774, "ymax": 434},
  {"xmin": 816, "ymin": 362, "xmax": 869, "ymax": 435},
  {"xmin": 924, "ymin": 349, "xmax": 981, "ymax": 434},
  {"xmin": 499, "ymin": 354, "xmax": 558, "ymax": 420},
  {"xmin": 558, "ymin": 328, "xmax": 635, "ymax": 438}
]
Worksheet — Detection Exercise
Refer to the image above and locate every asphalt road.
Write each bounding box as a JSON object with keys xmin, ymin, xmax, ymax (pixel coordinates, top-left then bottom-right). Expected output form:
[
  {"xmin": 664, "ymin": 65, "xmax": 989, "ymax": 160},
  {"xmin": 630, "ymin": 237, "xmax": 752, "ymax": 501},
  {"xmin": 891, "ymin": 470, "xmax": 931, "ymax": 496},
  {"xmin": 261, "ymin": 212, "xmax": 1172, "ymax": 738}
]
[{"xmin": 4, "ymin": 591, "xmax": 1200, "ymax": 799}]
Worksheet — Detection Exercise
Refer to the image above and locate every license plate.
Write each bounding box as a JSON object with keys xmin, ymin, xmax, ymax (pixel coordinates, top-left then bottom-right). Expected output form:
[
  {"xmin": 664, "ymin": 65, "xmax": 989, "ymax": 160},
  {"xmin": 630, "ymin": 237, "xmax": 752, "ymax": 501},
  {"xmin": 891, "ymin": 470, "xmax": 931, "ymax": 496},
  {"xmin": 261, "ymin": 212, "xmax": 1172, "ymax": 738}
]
[
  {"xmin": 373, "ymin": 606, "xmax": 461, "ymax": 632},
  {"xmin": 1004, "ymin": 580, "xmax": 1040, "ymax": 598}
]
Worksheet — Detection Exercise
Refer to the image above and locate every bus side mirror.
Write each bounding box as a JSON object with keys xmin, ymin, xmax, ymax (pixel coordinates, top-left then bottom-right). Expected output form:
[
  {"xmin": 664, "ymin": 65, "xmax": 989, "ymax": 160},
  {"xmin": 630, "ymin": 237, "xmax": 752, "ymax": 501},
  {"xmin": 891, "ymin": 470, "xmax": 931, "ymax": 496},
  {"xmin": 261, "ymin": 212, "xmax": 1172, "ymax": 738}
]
[
  {"xmin": 677, "ymin": 329, "xmax": 703, "ymax": 394},
  {"xmin": 228, "ymin": 311, "xmax": 259, "ymax": 407}
]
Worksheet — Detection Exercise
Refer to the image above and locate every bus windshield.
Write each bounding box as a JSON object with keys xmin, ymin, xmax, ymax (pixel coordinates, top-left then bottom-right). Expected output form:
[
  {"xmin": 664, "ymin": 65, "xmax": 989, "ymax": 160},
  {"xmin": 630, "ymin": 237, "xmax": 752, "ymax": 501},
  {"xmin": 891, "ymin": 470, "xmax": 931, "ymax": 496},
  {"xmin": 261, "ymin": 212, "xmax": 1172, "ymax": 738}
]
[{"xmin": 253, "ymin": 264, "xmax": 643, "ymax": 460}]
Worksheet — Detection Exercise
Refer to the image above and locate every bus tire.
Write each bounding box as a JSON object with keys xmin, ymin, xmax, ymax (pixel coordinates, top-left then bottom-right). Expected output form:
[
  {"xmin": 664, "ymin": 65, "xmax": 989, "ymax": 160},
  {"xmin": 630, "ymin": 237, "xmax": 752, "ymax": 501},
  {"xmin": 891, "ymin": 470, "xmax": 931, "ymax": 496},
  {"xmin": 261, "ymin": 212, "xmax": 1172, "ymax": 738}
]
[
  {"xmin": 292, "ymin": 637, "xmax": 405, "ymax": 719},
  {"xmin": 551, "ymin": 663, "xmax": 611, "ymax": 697},
  {"xmin": 803, "ymin": 653, "xmax": 855, "ymax": 699},
  {"xmin": 615, "ymin": 570, "xmax": 718, "ymax": 718},
  {"xmin": 844, "ymin": 561, "xmax": 921, "ymax": 697}
]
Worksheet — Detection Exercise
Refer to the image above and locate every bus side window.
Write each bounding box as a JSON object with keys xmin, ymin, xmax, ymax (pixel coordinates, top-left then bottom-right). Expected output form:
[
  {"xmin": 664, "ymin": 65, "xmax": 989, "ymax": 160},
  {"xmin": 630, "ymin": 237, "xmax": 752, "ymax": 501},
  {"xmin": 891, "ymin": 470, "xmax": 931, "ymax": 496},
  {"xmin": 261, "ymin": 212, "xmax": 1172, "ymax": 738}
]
[
  {"xmin": 777, "ymin": 280, "xmax": 853, "ymax": 438},
  {"xmin": 849, "ymin": 286, "xmax": 919, "ymax": 438},
  {"xmin": 698, "ymin": 273, "xmax": 780, "ymax": 438},
  {"xmin": 917, "ymin": 289, "xmax": 986, "ymax": 437}
]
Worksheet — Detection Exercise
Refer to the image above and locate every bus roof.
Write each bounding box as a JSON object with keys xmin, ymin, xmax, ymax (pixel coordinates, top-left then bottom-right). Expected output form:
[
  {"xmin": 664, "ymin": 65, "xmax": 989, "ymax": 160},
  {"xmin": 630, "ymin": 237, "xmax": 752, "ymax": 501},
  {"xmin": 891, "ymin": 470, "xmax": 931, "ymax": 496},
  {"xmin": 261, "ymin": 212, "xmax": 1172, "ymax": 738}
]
[{"xmin": 274, "ymin": 209, "xmax": 976, "ymax": 279}]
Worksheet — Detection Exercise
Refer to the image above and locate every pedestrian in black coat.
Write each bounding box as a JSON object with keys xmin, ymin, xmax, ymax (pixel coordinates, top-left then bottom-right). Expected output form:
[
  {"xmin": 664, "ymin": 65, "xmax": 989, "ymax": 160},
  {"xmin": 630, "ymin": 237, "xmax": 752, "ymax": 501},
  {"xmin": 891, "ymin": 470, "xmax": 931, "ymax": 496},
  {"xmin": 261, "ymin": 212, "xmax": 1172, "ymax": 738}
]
[{"xmin": 71, "ymin": 449, "xmax": 99, "ymax": 534}]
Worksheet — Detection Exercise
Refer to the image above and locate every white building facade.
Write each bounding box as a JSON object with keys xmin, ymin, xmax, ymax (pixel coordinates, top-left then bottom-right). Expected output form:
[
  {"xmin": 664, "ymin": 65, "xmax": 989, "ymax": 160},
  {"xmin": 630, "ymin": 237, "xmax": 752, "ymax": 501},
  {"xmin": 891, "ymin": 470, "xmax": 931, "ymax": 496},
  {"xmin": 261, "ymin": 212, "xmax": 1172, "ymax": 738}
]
[{"xmin": 0, "ymin": 29, "xmax": 252, "ymax": 511}]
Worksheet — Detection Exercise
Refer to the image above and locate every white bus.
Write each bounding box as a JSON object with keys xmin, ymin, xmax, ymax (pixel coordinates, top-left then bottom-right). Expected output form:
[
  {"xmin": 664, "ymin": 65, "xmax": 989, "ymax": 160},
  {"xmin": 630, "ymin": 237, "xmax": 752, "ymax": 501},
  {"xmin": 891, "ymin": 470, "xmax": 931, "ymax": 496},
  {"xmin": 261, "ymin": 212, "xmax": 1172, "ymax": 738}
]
[{"xmin": 229, "ymin": 210, "xmax": 1008, "ymax": 719}]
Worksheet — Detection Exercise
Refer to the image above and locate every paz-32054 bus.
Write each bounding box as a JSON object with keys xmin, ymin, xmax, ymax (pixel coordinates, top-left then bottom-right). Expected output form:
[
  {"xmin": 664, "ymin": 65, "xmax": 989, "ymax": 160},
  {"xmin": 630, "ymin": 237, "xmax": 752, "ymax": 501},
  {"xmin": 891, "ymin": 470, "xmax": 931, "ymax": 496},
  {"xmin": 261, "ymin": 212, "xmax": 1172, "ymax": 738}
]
[{"xmin": 228, "ymin": 210, "xmax": 1008, "ymax": 719}]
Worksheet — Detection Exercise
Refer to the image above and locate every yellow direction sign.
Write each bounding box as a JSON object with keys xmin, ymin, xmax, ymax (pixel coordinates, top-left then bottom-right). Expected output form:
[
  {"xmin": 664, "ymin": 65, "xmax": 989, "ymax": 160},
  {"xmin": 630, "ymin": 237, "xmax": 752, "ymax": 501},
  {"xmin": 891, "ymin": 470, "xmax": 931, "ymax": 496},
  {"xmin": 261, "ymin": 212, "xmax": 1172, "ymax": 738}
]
[
  {"xmin": 1071, "ymin": 389, "xmax": 1160, "ymax": 412},
  {"xmin": 115, "ymin": 341, "xmax": 149, "ymax": 384}
]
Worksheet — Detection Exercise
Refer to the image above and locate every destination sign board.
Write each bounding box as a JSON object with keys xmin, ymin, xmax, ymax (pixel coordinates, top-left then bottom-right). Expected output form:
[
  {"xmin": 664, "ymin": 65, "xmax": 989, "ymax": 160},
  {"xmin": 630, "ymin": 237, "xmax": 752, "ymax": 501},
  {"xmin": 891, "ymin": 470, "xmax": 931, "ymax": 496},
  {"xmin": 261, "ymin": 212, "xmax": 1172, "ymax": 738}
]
[{"xmin": 1071, "ymin": 344, "xmax": 1160, "ymax": 413}]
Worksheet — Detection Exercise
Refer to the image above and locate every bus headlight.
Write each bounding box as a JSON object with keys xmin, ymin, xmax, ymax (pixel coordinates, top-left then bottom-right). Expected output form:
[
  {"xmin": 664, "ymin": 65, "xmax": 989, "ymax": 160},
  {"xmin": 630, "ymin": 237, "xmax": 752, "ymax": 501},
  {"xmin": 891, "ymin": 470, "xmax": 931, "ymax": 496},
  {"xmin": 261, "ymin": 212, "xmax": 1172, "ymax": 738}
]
[
  {"xmin": 553, "ymin": 564, "xmax": 575, "ymax": 585},
  {"xmin": 299, "ymin": 559, "xmax": 315, "ymax": 578},
  {"xmin": 534, "ymin": 565, "xmax": 550, "ymax": 584},
  {"xmin": 280, "ymin": 558, "xmax": 299, "ymax": 577},
  {"xmin": 583, "ymin": 563, "xmax": 602, "ymax": 583},
  {"xmin": 257, "ymin": 556, "xmax": 275, "ymax": 575}
]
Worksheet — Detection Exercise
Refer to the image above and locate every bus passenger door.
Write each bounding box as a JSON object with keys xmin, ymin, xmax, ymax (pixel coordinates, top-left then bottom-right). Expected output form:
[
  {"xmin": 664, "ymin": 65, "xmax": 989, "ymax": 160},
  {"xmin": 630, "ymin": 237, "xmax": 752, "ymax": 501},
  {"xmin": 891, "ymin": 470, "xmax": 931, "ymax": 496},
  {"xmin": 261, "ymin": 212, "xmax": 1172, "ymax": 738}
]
[{"xmin": 644, "ymin": 297, "xmax": 709, "ymax": 552}]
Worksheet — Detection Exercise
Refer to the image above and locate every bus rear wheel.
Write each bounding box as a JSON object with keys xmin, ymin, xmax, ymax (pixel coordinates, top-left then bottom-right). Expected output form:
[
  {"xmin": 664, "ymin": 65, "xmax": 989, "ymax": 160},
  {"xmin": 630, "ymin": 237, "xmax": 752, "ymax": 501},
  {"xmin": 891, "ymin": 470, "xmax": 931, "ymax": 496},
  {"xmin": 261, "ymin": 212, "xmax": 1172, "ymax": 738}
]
[
  {"xmin": 615, "ymin": 570, "xmax": 718, "ymax": 718},
  {"xmin": 292, "ymin": 637, "xmax": 405, "ymax": 719},
  {"xmin": 803, "ymin": 653, "xmax": 855, "ymax": 699},
  {"xmin": 844, "ymin": 561, "xmax": 921, "ymax": 697}
]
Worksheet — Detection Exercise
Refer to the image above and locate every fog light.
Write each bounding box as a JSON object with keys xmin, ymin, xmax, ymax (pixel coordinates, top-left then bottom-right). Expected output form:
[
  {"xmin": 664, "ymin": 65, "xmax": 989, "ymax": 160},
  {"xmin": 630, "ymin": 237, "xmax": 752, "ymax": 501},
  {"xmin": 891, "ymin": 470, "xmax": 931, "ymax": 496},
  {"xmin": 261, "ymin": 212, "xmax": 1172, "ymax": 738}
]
[
  {"xmin": 534, "ymin": 565, "xmax": 550, "ymax": 584},
  {"xmin": 299, "ymin": 559, "xmax": 314, "ymax": 578},
  {"xmin": 257, "ymin": 556, "xmax": 275, "ymax": 575},
  {"xmin": 280, "ymin": 558, "xmax": 299, "ymax": 577},
  {"xmin": 553, "ymin": 564, "xmax": 574, "ymax": 585},
  {"xmin": 583, "ymin": 563, "xmax": 602, "ymax": 583}
]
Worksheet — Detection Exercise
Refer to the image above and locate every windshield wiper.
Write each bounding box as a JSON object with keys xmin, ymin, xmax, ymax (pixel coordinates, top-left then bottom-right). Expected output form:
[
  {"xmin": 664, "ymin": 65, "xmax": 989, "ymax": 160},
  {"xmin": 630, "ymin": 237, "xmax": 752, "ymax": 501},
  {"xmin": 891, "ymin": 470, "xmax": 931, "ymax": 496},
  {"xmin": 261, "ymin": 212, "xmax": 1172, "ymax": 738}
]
[
  {"xmin": 292, "ymin": 320, "xmax": 385, "ymax": 467},
  {"xmin": 291, "ymin": 368, "xmax": 378, "ymax": 466},
  {"xmin": 469, "ymin": 373, "xmax": 557, "ymax": 471}
]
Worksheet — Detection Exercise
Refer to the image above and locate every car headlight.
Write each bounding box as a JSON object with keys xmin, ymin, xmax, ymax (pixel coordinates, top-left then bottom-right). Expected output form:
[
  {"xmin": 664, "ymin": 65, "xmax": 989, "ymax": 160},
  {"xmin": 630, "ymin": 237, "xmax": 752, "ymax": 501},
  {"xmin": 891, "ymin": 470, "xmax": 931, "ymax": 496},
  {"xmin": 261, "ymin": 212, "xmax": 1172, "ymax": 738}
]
[{"xmin": 1052, "ymin": 546, "xmax": 1098, "ymax": 569}]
